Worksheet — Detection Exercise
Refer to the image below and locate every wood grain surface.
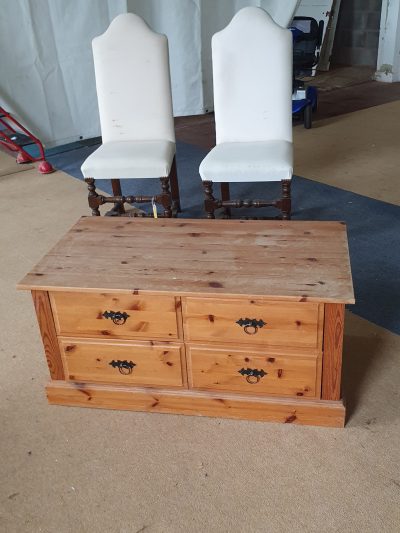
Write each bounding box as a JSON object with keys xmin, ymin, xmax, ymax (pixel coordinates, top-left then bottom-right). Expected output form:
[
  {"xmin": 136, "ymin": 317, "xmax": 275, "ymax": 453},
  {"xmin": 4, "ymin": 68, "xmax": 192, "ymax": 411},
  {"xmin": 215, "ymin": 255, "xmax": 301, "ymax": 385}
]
[
  {"xmin": 322, "ymin": 304, "xmax": 345, "ymax": 400},
  {"xmin": 18, "ymin": 218, "xmax": 354, "ymax": 304},
  {"xmin": 183, "ymin": 297, "xmax": 322, "ymax": 349},
  {"xmin": 32, "ymin": 291, "xmax": 65, "ymax": 380},
  {"xmin": 46, "ymin": 381, "xmax": 345, "ymax": 427},
  {"xmin": 51, "ymin": 292, "xmax": 179, "ymax": 340},
  {"xmin": 59, "ymin": 338, "xmax": 184, "ymax": 388},
  {"xmin": 187, "ymin": 344, "xmax": 320, "ymax": 398}
]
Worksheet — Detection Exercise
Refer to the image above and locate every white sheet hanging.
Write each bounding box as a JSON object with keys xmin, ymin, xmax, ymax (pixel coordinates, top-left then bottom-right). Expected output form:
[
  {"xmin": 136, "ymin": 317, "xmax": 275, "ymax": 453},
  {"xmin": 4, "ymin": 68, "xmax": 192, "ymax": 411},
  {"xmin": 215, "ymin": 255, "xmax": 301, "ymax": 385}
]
[{"xmin": 0, "ymin": 0, "xmax": 126, "ymax": 147}]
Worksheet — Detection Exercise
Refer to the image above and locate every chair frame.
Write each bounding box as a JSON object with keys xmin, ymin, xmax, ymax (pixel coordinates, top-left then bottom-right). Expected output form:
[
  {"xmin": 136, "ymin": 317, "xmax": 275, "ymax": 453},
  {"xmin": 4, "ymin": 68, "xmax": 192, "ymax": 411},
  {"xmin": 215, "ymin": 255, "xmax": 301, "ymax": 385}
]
[
  {"xmin": 202, "ymin": 179, "xmax": 291, "ymax": 220},
  {"xmin": 85, "ymin": 156, "xmax": 181, "ymax": 218}
]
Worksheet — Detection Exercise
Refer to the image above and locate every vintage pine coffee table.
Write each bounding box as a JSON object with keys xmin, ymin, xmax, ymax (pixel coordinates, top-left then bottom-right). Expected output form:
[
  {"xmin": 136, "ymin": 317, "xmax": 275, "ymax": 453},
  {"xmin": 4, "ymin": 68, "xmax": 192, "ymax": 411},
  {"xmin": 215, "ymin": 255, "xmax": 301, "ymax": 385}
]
[{"xmin": 18, "ymin": 217, "xmax": 354, "ymax": 427}]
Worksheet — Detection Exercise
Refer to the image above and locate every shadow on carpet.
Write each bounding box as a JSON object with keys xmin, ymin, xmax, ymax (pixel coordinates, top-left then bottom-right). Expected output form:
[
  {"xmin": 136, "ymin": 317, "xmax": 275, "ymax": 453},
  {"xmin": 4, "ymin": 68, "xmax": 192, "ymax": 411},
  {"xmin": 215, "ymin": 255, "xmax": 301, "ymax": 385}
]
[{"xmin": 48, "ymin": 140, "xmax": 400, "ymax": 335}]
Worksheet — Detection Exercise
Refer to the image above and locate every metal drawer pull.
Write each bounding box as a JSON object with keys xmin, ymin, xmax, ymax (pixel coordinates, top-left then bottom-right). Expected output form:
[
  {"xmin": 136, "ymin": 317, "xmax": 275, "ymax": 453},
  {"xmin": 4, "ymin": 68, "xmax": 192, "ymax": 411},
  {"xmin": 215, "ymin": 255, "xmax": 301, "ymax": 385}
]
[
  {"xmin": 238, "ymin": 367, "xmax": 266, "ymax": 384},
  {"xmin": 109, "ymin": 360, "xmax": 136, "ymax": 375},
  {"xmin": 236, "ymin": 318, "xmax": 266, "ymax": 335},
  {"xmin": 102, "ymin": 310, "xmax": 130, "ymax": 325}
]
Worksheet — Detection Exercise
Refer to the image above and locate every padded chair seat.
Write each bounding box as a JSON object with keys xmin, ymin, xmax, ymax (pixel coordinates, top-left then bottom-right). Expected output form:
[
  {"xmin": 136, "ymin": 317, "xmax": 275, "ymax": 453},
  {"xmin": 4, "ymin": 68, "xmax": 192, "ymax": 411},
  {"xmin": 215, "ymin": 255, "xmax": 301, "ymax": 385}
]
[
  {"xmin": 81, "ymin": 140, "xmax": 176, "ymax": 179},
  {"xmin": 199, "ymin": 140, "xmax": 293, "ymax": 183}
]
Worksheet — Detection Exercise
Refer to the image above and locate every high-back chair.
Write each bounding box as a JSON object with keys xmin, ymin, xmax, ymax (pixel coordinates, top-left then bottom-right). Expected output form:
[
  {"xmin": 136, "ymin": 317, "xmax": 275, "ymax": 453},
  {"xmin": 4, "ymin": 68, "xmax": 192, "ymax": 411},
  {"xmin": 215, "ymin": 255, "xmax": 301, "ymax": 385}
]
[
  {"xmin": 81, "ymin": 13, "xmax": 180, "ymax": 217},
  {"xmin": 199, "ymin": 7, "xmax": 293, "ymax": 219}
]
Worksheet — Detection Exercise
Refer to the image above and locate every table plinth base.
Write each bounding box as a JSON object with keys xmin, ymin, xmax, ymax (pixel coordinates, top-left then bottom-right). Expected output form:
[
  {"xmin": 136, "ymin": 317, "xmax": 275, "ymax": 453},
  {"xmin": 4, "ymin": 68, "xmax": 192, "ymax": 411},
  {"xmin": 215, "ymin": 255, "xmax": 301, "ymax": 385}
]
[{"xmin": 46, "ymin": 381, "xmax": 345, "ymax": 428}]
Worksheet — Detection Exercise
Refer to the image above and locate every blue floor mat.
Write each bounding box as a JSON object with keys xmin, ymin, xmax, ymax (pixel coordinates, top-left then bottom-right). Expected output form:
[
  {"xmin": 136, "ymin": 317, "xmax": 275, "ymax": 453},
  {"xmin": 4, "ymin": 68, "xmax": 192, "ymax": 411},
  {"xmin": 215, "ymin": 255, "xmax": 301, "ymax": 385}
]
[{"xmin": 48, "ymin": 141, "xmax": 400, "ymax": 335}]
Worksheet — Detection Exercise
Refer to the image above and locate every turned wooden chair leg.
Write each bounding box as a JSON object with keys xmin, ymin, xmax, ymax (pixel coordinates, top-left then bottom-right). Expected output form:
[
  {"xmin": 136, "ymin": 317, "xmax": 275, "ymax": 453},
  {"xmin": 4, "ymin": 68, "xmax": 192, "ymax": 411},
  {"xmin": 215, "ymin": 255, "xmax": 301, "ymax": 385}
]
[
  {"xmin": 85, "ymin": 177, "xmax": 101, "ymax": 216},
  {"xmin": 220, "ymin": 182, "xmax": 231, "ymax": 219},
  {"xmin": 281, "ymin": 179, "xmax": 292, "ymax": 220},
  {"xmin": 110, "ymin": 179, "xmax": 125, "ymax": 215},
  {"xmin": 169, "ymin": 157, "xmax": 181, "ymax": 214},
  {"xmin": 203, "ymin": 180, "xmax": 216, "ymax": 219},
  {"xmin": 160, "ymin": 177, "xmax": 173, "ymax": 218}
]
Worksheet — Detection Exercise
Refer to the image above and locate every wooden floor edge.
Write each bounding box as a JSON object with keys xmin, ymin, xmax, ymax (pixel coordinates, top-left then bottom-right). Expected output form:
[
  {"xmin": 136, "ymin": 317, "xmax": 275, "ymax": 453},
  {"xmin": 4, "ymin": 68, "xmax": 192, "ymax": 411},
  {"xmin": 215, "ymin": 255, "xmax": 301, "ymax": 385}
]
[{"xmin": 46, "ymin": 382, "xmax": 346, "ymax": 428}]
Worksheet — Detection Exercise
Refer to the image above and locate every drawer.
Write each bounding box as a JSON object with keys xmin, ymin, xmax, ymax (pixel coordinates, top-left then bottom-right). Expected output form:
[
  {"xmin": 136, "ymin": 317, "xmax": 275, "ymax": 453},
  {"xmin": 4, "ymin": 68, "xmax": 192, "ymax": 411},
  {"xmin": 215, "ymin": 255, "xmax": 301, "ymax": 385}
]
[
  {"xmin": 183, "ymin": 298, "xmax": 323, "ymax": 349},
  {"xmin": 187, "ymin": 345, "xmax": 321, "ymax": 398},
  {"xmin": 59, "ymin": 338, "xmax": 185, "ymax": 388},
  {"xmin": 51, "ymin": 292, "xmax": 179, "ymax": 340}
]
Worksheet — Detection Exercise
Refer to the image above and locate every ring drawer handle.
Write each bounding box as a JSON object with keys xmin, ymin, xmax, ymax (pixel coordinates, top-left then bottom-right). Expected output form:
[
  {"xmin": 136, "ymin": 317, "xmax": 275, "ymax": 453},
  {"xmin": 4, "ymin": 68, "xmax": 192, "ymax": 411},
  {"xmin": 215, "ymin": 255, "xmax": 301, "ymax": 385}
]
[
  {"xmin": 236, "ymin": 318, "xmax": 266, "ymax": 335},
  {"xmin": 109, "ymin": 360, "xmax": 136, "ymax": 375},
  {"xmin": 102, "ymin": 310, "xmax": 130, "ymax": 325},
  {"xmin": 238, "ymin": 367, "xmax": 266, "ymax": 384}
]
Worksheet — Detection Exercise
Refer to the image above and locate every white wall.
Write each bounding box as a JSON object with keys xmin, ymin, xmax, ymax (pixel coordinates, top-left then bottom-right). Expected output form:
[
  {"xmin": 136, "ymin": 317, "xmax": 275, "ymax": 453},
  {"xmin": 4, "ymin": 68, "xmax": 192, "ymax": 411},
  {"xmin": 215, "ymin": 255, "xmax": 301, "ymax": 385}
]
[{"xmin": 375, "ymin": 0, "xmax": 400, "ymax": 82}]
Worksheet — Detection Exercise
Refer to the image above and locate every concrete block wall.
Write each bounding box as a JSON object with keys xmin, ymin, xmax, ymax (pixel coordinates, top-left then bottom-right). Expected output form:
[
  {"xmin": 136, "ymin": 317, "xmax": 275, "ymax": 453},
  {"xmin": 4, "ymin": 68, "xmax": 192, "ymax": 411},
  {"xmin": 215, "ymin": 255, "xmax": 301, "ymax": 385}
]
[{"xmin": 332, "ymin": 0, "xmax": 382, "ymax": 66}]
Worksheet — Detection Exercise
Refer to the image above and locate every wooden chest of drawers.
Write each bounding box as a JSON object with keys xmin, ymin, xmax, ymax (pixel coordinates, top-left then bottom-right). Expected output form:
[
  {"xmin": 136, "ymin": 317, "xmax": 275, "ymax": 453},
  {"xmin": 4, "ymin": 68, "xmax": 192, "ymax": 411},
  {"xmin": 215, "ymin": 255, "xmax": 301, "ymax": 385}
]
[{"xmin": 18, "ymin": 217, "xmax": 354, "ymax": 427}]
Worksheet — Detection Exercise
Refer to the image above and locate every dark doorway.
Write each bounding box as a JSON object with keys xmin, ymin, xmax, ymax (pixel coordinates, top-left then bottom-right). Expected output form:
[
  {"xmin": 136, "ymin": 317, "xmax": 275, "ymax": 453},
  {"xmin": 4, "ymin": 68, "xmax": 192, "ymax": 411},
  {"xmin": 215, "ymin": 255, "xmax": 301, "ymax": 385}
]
[{"xmin": 330, "ymin": 0, "xmax": 382, "ymax": 67}]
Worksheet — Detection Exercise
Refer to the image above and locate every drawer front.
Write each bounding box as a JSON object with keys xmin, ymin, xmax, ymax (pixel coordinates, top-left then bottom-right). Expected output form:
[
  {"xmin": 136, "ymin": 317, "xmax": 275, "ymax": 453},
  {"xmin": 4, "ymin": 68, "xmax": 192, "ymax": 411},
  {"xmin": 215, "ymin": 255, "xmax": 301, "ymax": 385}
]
[
  {"xmin": 187, "ymin": 345, "xmax": 320, "ymax": 398},
  {"xmin": 183, "ymin": 298, "xmax": 322, "ymax": 349},
  {"xmin": 59, "ymin": 339, "xmax": 184, "ymax": 387},
  {"xmin": 51, "ymin": 292, "xmax": 179, "ymax": 340}
]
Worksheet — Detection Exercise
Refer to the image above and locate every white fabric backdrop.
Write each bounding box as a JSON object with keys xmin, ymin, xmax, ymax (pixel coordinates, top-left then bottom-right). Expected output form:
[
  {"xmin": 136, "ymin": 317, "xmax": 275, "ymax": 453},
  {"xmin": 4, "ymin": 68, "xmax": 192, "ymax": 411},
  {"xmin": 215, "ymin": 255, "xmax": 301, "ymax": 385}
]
[
  {"xmin": 0, "ymin": 0, "xmax": 314, "ymax": 146},
  {"xmin": 0, "ymin": 0, "xmax": 126, "ymax": 147}
]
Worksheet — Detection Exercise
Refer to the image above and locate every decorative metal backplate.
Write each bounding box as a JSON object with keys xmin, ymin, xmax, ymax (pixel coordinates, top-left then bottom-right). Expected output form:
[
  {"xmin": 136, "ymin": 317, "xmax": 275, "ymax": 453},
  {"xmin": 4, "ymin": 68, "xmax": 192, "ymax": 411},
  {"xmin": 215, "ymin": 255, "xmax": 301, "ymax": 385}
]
[
  {"xmin": 236, "ymin": 318, "xmax": 266, "ymax": 335},
  {"xmin": 102, "ymin": 310, "xmax": 130, "ymax": 325},
  {"xmin": 109, "ymin": 360, "xmax": 136, "ymax": 375},
  {"xmin": 238, "ymin": 367, "xmax": 267, "ymax": 384}
]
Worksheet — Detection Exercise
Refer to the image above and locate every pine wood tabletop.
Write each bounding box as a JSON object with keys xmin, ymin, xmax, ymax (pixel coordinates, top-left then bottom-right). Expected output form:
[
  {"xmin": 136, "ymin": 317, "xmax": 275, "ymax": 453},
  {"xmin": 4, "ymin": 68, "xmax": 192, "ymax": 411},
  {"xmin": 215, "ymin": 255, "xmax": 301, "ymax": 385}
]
[{"xmin": 17, "ymin": 217, "xmax": 354, "ymax": 304}]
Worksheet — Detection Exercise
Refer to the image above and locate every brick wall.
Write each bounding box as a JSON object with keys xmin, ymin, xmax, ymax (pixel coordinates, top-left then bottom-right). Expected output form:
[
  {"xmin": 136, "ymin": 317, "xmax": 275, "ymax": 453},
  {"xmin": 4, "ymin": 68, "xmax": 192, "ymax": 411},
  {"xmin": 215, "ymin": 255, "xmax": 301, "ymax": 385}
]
[{"xmin": 332, "ymin": 0, "xmax": 382, "ymax": 66}]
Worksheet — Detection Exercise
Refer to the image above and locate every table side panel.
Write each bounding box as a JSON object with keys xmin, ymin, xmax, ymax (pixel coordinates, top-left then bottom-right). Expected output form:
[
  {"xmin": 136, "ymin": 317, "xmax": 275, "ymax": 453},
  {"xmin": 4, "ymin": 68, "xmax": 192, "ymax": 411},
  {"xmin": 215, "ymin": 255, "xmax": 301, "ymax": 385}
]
[
  {"xmin": 32, "ymin": 290, "xmax": 65, "ymax": 380},
  {"xmin": 322, "ymin": 303, "xmax": 345, "ymax": 401}
]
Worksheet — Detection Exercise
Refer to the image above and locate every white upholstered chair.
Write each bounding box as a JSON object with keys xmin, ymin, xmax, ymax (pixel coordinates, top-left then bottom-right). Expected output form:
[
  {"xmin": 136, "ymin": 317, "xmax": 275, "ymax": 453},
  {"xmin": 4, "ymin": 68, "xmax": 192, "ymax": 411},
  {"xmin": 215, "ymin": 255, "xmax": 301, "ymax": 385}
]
[
  {"xmin": 81, "ymin": 13, "xmax": 180, "ymax": 217},
  {"xmin": 199, "ymin": 7, "xmax": 293, "ymax": 219}
]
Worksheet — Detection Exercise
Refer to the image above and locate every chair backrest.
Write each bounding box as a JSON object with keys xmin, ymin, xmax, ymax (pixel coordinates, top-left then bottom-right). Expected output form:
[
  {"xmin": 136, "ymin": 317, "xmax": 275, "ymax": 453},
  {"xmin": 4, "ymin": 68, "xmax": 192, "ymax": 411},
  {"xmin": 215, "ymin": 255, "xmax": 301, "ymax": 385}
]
[
  {"xmin": 92, "ymin": 13, "xmax": 175, "ymax": 144},
  {"xmin": 212, "ymin": 7, "xmax": 293, "ymax": 145}
]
